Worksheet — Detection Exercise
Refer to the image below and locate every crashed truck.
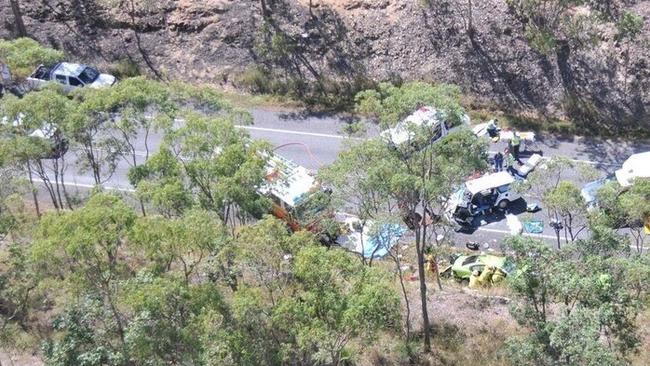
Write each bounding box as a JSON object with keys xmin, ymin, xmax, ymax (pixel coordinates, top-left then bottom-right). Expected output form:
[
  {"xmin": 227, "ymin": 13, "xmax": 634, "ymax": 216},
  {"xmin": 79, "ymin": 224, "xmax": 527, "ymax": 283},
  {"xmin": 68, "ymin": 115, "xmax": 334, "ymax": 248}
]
[
  {"xmin": 260, "ymin": 154, "xmax": 404, "ymax": 257},
  {"xmin": 446, "ymin": 171, "xmax": 522, "ymax": 226}
]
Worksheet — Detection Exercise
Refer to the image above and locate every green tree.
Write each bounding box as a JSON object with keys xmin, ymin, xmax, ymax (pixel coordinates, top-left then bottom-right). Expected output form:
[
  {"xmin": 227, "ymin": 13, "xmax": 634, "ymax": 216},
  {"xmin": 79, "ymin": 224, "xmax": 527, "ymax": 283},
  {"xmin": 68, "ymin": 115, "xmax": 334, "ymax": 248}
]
[
  {"xmin": 504, "ymin": 235, "xmax": 649, "ymax": 365},
  {"xmin": 273, "ymin": 246, "xmax": 400, "ymax": 365},
  {"xmin": 128, "ymin": 147, "xmax": 193, "ymax": 217},
  {"xmin": 0, "ymin": 38, "xmax": 63, "ymax": 81},
  {"xmin": 518, "ymin": 156, "xmax": 596, "ymax": 248},
  {"xmin": 543, "ymin": 181, "xmax": 588, "ymax": 247},
  {"xmin": 326, "ymin": 83, "xmax": 488, "ymax": 353},
  {"xmin": 355, "ymin": 82, "xmax": 465, "ymax": 128},
  {"xmin": 235, "ymin": 216, "xmax": 311, "ymax": 297},
  {"xmin": 320, "ymin": 139, "xmax": 399, "ymax": 265},
  {"xmin": 69, "ymin": 86, "xmax": 130, "ymax": 186},
  {"xmin": 0, "ymin": 138, "xmax": 32, "ymax": 234},
  {"xmin": 599, "ymin": 178, "xmax": 650, "ymax": 253},
  {"xmin": 121, "ymin": 275, "xmax": 228, "ymax": 366},
  {"xmin": 592, "ymin": 178, "xmax": 650, "ymax": 253},
  {"xmin": 226, "ymin": 217, "xmax": 319, "ymax": 364},
  {"xmin": 129, "ymin": 209, "xmax": 227, "ymax": 284},
  {"xmin": 320, "ymin": 139, "xmax": 397, "ymax": 221},
  {"xmin": 0, "ymin": 242, "xmax": 42, "ymax": 356},
  {"xmin": 43, "ymin": 296, "xmax": 128, "ymax": 366},
  {"xmin": 1, "ymin": 87, "xmax": 74, "ymax": 211},
  {"xmin": 31, "ymin": 193, "xmax": 136, "ymax": 350},
  {"xmin": 324, "ymin": 129, "xmax": 487, "ymax": 353},
  {"xmin": 136, "ymin": 112, "xmax": 270, "ymax": 227},
  {"xmin": 101, "ymin": 77, "xmax": 176, "ymax": 214}
]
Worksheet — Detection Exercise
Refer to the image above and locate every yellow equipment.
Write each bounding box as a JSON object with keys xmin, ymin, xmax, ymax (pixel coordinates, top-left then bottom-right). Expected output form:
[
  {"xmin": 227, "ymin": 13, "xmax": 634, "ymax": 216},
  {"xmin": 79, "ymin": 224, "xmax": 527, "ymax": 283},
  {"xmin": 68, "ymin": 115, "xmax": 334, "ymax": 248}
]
[
  {"xmin": 469, "ymin": 270, "xmax": 481, "ymax": 289},
  {"xmin": 477, "ymin": 266, "xmax": 496, "ymax": 286}
]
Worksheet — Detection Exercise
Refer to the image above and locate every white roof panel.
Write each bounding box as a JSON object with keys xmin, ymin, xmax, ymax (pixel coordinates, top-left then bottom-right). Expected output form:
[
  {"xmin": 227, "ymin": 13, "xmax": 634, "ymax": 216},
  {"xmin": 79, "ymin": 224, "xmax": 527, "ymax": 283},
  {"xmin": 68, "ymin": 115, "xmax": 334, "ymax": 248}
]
[
  {"xmin": 260, "ymin": 154, "xmax": 316, "ymax": 207},
  {"xmin": 465, "ymin": 171, "xmax": 514, "ymax": 195}
]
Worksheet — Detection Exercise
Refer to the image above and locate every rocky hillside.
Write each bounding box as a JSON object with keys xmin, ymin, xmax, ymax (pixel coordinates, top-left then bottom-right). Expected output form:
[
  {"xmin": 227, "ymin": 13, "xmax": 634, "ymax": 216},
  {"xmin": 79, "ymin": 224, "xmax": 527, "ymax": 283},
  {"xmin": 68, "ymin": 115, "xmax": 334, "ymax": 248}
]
[{"xmin": 1, "ymin": 0, "xmax": 649, "ymax": 132}]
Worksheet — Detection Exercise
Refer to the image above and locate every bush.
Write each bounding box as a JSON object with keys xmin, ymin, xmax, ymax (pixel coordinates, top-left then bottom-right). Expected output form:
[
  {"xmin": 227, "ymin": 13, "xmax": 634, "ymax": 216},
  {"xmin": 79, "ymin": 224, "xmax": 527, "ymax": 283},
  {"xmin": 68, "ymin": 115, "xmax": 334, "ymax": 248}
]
[
  {"xmin": 0, "ymin": 38, "xmax": 64, "ymax": 80},
  {"xmin": 236, "ymin": 67, "xmax": 272, "ymax": 94},
  {"xmin": 108, "ymin": 59, "xmax": 141, "ymax": 79}
]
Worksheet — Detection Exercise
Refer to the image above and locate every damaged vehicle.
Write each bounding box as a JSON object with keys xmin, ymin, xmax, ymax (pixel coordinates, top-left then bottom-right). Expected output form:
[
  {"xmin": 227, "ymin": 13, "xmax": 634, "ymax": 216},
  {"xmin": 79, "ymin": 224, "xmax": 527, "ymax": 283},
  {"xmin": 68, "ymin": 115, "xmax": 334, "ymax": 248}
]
[
  {"xmin": 581, "ymin": 151, "xmax": 650, "ymax": 206},
  {"xmin": 441, "ymin": 253, "xmax": 516, "ymax": 281},
  {"xmin": 446, "ymin": 171, "xmax": 521, "ymax": 226},
  {"xmin": 380, "ymin": 106, "xmax": 469, "ymax": 150}
]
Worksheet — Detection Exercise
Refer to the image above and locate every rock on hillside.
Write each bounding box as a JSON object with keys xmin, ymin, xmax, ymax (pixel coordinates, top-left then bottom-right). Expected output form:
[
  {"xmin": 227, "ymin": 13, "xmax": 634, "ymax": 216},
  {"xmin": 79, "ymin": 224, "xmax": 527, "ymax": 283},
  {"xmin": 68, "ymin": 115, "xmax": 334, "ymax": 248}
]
[{"xmin": 1, "ymin": 0, "xmax": 648, "ymax": 130}]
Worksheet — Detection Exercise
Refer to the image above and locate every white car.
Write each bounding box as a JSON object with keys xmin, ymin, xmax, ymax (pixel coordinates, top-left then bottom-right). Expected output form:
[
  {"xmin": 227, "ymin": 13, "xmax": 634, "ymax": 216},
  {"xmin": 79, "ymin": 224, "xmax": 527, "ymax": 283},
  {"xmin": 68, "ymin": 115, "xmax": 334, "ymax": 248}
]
[
  {"xmin": 380, "ymin": 106, "xmax": 469, "ymax": 148},
  {"xmin": 1, "ymin": 114, "xmax": 68, "ymax": 159}
]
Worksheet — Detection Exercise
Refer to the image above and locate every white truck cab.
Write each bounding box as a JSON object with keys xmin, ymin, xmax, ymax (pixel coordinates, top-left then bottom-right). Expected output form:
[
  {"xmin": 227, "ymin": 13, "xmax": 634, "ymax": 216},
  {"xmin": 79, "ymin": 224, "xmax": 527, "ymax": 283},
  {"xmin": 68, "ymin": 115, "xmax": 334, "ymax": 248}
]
[
  {"xmin": 26, "ymin": 62, "xmax": 116, "ymax": 93},
  {"xmin": 447, "ymin": 171, "xmax": 521, "ymax": 226}
]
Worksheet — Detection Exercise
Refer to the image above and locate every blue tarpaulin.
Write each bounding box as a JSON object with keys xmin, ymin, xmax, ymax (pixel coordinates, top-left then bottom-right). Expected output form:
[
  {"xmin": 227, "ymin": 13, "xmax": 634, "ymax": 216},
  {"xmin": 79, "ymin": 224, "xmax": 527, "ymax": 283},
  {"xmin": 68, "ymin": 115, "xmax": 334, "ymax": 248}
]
[
  {"xmin": 363, "ymin": 224, "xmax": 407, "ymax": 259},
  {"xmin": 523, "ymin": 220, "xmax": 544, "ymax": 234}
]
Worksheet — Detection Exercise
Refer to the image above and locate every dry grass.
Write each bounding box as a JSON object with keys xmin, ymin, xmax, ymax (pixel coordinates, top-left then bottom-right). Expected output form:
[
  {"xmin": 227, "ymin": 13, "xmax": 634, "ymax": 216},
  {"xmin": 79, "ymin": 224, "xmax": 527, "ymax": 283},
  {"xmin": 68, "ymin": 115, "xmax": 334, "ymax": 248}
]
[
  {"xmin": 355, "ymin": 270, "xmax": 519, "ymax": 365},
  {"xmin": 631, "ymin": 309, "xmax": 650, "ymax": 365}
]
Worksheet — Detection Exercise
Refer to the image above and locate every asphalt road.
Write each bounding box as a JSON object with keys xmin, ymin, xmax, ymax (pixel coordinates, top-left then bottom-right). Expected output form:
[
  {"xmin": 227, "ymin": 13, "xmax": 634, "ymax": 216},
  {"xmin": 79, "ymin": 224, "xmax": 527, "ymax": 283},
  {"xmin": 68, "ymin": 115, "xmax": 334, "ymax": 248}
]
[{"xmin": 37, "ymin": 107, "xmax": 650, "ymax": 248}]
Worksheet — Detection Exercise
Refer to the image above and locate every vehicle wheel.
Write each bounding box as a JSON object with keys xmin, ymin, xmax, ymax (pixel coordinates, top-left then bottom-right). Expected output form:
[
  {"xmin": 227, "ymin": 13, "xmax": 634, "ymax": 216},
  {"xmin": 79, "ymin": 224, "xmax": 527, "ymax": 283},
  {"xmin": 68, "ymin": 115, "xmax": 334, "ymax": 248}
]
[{"xmin": 498, "ymin": 200, "xmax": 510, "ymax": 209}]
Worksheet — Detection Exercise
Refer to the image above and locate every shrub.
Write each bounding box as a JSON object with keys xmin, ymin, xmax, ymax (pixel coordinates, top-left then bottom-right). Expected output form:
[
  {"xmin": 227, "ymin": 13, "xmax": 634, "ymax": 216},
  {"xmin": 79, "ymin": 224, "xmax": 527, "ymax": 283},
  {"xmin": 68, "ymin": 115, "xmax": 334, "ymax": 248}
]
[
  {"xmin": 0, "ymin": 38, "xmax": 64, "ymax": 80},
  {"xmin": 236, "ymin": 67, "xmax": 272, "ymax": 94},
  {"xmin": 108, "ymin": 59, "xmax": 141, "ymax": 79}
]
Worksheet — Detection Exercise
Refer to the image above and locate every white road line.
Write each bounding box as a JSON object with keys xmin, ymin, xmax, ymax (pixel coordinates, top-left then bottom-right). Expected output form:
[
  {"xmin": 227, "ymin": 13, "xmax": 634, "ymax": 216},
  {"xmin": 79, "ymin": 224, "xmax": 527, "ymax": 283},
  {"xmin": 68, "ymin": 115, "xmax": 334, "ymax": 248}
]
[
  {"xmin": 33, "ymin": 179, "xmax": 135, "ymax": 193},
  {"xmin": 236, "ymin": 125, "xmax": 362, "ymax": 140}
]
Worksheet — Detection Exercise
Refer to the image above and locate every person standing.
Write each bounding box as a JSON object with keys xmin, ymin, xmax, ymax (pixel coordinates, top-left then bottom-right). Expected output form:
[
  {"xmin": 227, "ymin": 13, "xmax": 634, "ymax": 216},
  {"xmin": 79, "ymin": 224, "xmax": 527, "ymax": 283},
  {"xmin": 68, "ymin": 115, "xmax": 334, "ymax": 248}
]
[
  {"xmin": 504, "ymin": 148, "xmax": 517, "ymax": 176},
  {"xmin": 493, "ymin": 151, "xmax": 504, "ymax": 172},
  {"xmin": 511, "ymin": 132, "xmax": 522, "ymax": 163}
]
